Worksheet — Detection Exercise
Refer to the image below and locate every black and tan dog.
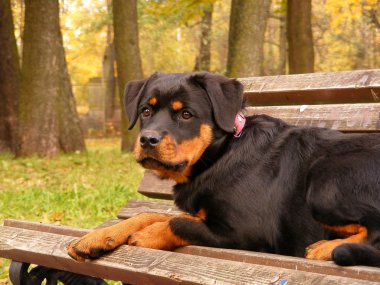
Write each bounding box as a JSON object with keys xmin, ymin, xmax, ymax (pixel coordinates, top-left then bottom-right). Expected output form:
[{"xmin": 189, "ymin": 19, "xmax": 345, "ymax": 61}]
[{"xmin": 68, "ymin": 72, "xmax": 380, "ymax": 267}]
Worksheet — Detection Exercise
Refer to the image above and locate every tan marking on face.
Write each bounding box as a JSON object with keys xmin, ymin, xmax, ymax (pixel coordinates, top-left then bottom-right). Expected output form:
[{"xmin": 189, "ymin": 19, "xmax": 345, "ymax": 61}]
[
  {"xmin": 171, "ymin": 100, "xmax": 183, "ymax": 111},
  {"xmin": 134, "ymin": 124, "xmax": 213, "ymax": 183},
  {"xmin": 148, "ymin": 96, "xmax": 158, "ymax": 106}
]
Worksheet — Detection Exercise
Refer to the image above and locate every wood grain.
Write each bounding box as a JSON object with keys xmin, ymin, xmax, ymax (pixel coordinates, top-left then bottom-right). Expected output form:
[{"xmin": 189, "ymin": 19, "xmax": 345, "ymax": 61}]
[
  {"xmin": 0, "ymin": 225, "xmax": 378, "ymax": 284},
  {"xmin": 5, "ymin": 218, "xmax": 380, "ymax": 283},
  {"xmin": 137, "ymin": 171, "xmax": 174, "ymax": 199},
  {"xmin": 240, "ymin": 69, "xmax": 380, "ymax": 105},
  {"xmin": 246, "ymin": 103, "xmax": 380, "ymax": 131},
  {"xmin": 117, "ymin": 199, "xmax": 182, "ymax": 219}
]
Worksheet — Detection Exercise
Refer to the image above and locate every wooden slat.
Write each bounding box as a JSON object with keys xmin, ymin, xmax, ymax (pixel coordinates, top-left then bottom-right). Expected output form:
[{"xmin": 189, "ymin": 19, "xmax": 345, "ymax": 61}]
[
  {"xmin": 177, "ymin": 246, "xmax": 380, "ymax": 283},
  {"xmin": 117, "ymin": 199, "xmax": 182, "ymax": 219},
  {"xmin": 0, "ymin": 223, "xmax": 379, "ymax": 284},
  {"xmin": 240, "ymin": 69, "xmax": 380, "ymax": 105},
  {"xmin": 246, "ymin": 103, "xmax": 380, "ymax": 132},
  {"xmin": 121, "ymin": 199, "xmax": 380, "ymax": 283},
  {"xmin": 138, "ymin": 171, "xmax": 174, "ymax": 199},
  {"xmin": 3, "ymin": 219, "xmax": 88, "ymax": 237}
]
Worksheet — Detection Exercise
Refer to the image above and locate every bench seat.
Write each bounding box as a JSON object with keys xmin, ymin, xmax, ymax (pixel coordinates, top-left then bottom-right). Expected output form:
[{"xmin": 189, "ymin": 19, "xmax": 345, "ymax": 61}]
[{"xmin": 2, "ymin": 215, "xmax": 380, "ymax": 284}]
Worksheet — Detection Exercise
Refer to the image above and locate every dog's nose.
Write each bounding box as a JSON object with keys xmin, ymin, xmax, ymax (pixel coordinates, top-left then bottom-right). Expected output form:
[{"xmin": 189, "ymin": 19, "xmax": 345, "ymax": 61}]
[{"xmin": 140, "ymin": 131, "xmax": 162, "ymax": 148}]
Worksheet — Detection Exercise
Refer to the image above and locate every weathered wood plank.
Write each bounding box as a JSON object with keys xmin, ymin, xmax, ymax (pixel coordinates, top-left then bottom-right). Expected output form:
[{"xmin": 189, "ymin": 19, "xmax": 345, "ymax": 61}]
[
  {"xmin": 177, "ymin": 246, "xmax": 380, "ymax": 283},
  {"xmin": 240, "ymin": 69, "xmax": 380, "ymax": 105},
  {"xmin": 4, "ymin": 218, "xmax": 124, "ymax": 233},
  {"xmin": 246, "ymin": 103, "xmax": 380, "ymax": 132},
  {"xmin": 3, "ymin": 219, "xmax": 88, "ymax": 237},
  {"xmin": 0, "ymin": 226, "xmax": 378, "ymax": 284},
  {"xmin": 117, "ymin": 199, "xmax": 181, "ymax": 219},
  {"xmin": 137, "ymin": 171, "xmax": 174, "ymax": 199},
  {"xmin": 4, "ymin": 219, "xmax": 380, "ymax": 282}
]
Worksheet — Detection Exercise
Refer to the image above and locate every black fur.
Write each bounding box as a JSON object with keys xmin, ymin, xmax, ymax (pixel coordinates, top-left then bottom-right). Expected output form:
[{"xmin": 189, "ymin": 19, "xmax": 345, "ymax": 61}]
[{"xmin": 125, "ymin": 72, "xmax": 380, "ymax": 267}]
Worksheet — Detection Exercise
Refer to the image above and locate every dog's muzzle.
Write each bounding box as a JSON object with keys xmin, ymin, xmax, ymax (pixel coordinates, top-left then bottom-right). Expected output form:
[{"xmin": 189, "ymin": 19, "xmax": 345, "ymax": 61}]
[{"xmin": 140, "ymin": 130, "xmax": 162, "ymax": 148}]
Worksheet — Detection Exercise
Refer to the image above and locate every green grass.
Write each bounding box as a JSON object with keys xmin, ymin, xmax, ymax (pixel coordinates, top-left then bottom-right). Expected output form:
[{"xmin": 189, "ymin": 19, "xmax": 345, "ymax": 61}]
[{"xmin": 0, "ymin": 138, "xmax": 145, "ymax": 283}]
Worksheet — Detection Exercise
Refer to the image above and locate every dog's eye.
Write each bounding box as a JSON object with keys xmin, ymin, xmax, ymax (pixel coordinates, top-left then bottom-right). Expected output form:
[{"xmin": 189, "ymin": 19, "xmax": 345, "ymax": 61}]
[
  {"xmin": 142, "ymin": 107, "xmax": 151, "ymax": 118},
  {"xmin": 181, "ymin": 110, "xmax": 192, "ymax": 120}
]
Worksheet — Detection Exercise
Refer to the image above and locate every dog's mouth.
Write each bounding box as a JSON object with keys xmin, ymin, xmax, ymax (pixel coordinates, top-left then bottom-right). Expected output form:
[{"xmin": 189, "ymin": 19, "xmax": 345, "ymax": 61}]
[{"xmin": 139, "ymin": 157, "xmax": 188, "ymax": 172}]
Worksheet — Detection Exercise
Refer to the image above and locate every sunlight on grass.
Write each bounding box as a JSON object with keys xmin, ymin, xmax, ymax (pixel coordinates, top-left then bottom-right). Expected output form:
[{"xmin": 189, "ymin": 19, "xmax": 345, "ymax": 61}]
[
  {"xmin": 0, "ymin": 138, "xmax": 145, "ymax": 228},
  {"xmin": 0, "ymin": 138, "xmax": 145, "ymax": 284}
]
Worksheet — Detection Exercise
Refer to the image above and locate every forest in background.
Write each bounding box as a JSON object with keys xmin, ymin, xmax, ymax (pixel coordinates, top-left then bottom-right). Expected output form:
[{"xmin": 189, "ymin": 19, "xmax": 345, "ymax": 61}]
[
  {"xmin": 0, "ymin": 0, "xmax": 379, "ymax": 157},
  {"xmin": 9, "ymin": 0, "xmax": 380, "ymax": 106}
]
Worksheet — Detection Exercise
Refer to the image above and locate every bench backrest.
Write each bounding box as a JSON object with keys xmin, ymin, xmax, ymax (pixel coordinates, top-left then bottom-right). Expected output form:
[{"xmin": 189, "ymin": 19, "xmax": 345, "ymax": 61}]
[{"xmin": 138, "ymin": 69, "xmax": 380, "ymax": 199}]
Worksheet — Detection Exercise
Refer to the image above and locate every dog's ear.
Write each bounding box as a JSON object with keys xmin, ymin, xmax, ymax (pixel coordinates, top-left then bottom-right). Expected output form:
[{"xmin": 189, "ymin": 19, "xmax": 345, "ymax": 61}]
[
  {"xmin": 190, "ymin": 72, "xmax": 244, "ymax": 133},
  {"xmin": 124, "ymin": 73, "xmax": 159, "ymax": 129},
  {"xmin": 123, "ymin": 79, "xmax": 147, "ymax": 129}
]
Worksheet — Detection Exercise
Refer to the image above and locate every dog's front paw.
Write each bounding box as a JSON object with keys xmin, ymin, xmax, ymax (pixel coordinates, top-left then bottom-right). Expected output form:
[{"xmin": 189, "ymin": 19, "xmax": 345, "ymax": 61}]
[
  {"xmin": 67, "ymin": 229, "xmax": 122, "ymax": 262},
  {"xmin": 128, "ymin": 222, "xmax": 170, "ymax": 250},
  {"xmin": 128, "ymin": 221, "xmax": 190, "ymax": 251},
  {"xmin": 305, "ymin": 239, "xmax": 341, "ymax": 260}
]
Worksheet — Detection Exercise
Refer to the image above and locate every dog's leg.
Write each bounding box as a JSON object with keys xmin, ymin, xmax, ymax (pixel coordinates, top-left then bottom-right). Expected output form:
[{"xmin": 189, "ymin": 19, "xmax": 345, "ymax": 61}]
[
  {"xmin": 305, "ymin": 224, "xmax": 367, "ymax": 260},
  {"xmin": 305, "ymin": 152, "xmax": 380, "ymax": 265},
  {"xmin": 127, "ymin": 219, "xmax": 191, "ymax": 250},
  {"xmin": 128, "ymin": 211, "xmax": 227, "ymax": 250},
  {"xmin": 67, "ymin": 213, "xmax": 171, "ymax": 262}
]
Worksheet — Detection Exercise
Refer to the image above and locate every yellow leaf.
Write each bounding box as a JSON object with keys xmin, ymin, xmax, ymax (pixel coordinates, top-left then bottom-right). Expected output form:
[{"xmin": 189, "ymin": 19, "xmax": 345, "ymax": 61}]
[{"xmin": 49, "ymin": 211, "xmax": 65, "ymax": 222}]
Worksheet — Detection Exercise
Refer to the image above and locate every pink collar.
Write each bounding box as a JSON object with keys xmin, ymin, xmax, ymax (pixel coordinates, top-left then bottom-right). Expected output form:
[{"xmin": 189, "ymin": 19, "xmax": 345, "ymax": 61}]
[{"xmin": 234, "ymin": 112, "xmax": 246, "ymax": 137}]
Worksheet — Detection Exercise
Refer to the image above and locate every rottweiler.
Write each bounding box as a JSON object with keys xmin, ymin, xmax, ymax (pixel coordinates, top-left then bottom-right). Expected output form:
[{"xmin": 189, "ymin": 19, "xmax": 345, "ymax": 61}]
[{"xmin": 68, "ymin": 72, "xmax": 380, "ymax": 267}]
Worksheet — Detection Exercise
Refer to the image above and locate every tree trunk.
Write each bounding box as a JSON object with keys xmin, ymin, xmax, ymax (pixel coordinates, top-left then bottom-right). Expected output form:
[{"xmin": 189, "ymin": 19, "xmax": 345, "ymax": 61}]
[
  {"xmin": 287, "ymin": 0, "xmax": 314, "ymax": 74},
  {"xmin": 0, "ymin": 0, "xmax": 20, "ymax": 153},
  {"xmin": 17, "ymin": 0, "xmax": 85, "ymax": 156},
  {"xmin": 193, "ymin": 4, "xmax": 213, "ymax": 72},
  {"xmin": 113, "ymin": 0, "xmax": 143, "ymax": 151},
  {"xmin": 278, "ymin": 14, "xmax": 287, "ymax": 75},
  {"xmin": 103, "ymin": 43, "xmax": 116, "ymax": 122},
  {"xmin": 227, "ymin": 0, "xmax": 271, "ymax": 77},
  {"xmin": 104, "ymin": 0, "xmax": 116, "ymax": 123},
  {"xmin": 57, "ymin": 29, "xmax": 86, "ymax": 153}
]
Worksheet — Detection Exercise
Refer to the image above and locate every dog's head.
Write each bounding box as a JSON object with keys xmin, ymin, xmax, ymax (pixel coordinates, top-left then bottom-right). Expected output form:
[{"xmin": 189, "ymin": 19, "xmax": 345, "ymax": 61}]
[{"xmin": 124, "ymin": 72, "xmax": 244, "ymax": 183}]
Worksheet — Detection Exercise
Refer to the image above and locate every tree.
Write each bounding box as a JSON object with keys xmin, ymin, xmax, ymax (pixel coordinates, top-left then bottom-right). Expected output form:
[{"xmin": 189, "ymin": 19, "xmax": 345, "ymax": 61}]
[
  {"xmin": 57, "ymin": 28, "xmax": 86, "ymax": 153},
  {"xmin": 0, "ymin": 0, "xmax": 20, "ymax": 153},
  {"xmin": 103, "ymin": 0, "xmax": 116, "ymax": 123},
  {"xmin": 227, "ymin": 0, "xmax": 272, "ymax": 77},
  {"xmin": 287, "ymin": 0, "xmax": 314, "ymax": 74},
  {"xmin": 193, "ymin": 3, "xmax": 214, "ymax": 71},
  {"xmin": 113, "ymin": 0, "xmax": 144, "ymax": 151},
  {"xmin": 17, "ymin": 0, "xmax": 85, "ymax": 156}
]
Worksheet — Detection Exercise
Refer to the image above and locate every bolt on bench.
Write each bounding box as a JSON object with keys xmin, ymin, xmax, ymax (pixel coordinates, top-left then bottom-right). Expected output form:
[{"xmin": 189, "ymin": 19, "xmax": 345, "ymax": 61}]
[{"xmin": 1, "ymin": 69, "xmax": 380, "ymax": 284}]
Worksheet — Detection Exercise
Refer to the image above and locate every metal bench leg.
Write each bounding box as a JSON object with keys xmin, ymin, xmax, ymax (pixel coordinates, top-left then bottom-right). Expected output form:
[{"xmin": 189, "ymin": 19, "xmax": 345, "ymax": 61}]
[
  {"xmin": 9, "ymin": 260, "xmax": 107, "ymax": 285},
  {"xmin": 9, "ymin": 261, "xmax": 30, "ymax": 285}
]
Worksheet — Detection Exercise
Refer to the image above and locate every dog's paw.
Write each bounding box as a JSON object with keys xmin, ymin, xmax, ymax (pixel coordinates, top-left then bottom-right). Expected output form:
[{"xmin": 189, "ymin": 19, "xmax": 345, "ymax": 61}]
[
  {"xmin": 128, "ymin": 222, "xmax": 170, "ymax": 250},
  {"xmin": 305, "ymin": 239, "xmax": 342, "ymax": 260},
  {"xmin": 67, "ymin": 229, "xmax": 121, "ymax": 262},
  {"xmin": 128, "ymin": 221, "xmax": 189, "ymax": 251}
]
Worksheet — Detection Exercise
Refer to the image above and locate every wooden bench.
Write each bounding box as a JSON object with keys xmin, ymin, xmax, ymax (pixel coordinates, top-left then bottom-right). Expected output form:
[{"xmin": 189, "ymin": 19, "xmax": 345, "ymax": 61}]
[{"xmin": 1, "ymin": 69, "xmax": 380, "ymax": 284}]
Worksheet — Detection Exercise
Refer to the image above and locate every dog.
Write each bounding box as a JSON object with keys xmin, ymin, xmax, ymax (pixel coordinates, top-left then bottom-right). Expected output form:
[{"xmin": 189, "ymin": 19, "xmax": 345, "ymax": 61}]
[{"xmin": 67, "ymin": 72, "xmax": 380, "ymax": 267}]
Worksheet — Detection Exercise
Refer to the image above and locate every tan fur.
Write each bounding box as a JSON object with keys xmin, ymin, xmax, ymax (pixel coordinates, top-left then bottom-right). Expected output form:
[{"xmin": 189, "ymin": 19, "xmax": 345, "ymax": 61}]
[
  {"xmin": 305, "ymin": 224, "xmax": 368, "ymax": 260},
  {"xmin": 148, "ymin": 96, "xmax": 157, "ymax": 106},
  {"xmin": 67, "ymin": 213, "xmax": 171, "ymax": 262},
  {"xmin": 134, "ymin": 124, "xmax": 213, "ymax": 183},
  {"xmin": 171, "ymin": 100, "xmax": 183, "ymax": 111}
]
